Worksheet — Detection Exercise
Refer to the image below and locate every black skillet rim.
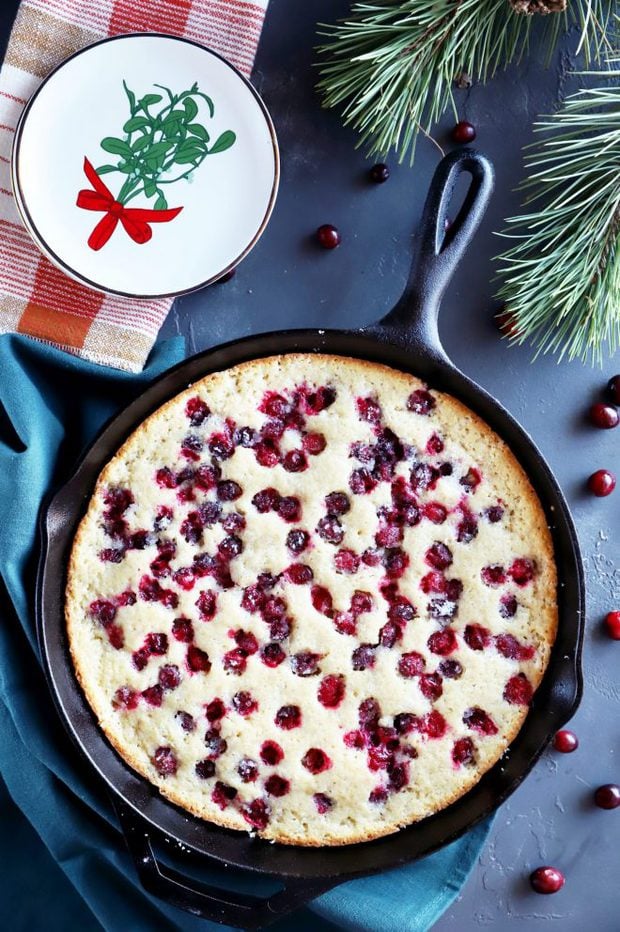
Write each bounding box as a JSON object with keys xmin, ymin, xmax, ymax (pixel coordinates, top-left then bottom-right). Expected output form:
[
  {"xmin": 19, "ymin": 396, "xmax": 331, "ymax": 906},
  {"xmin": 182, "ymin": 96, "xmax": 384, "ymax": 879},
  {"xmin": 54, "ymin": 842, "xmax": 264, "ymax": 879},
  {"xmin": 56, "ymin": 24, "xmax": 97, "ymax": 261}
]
[{"xmin": 37, "ymin": 325, "xmax": 585, "ymax": 884}]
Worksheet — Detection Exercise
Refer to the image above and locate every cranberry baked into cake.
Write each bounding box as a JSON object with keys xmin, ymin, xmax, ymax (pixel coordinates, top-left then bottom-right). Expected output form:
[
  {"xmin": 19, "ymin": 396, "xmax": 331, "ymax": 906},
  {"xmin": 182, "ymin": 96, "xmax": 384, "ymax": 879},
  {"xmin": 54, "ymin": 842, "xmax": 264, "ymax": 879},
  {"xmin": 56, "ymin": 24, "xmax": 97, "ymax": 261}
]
[{"xmin": 66, "ymin": 355, "xmax": 557, "ymax": 845}]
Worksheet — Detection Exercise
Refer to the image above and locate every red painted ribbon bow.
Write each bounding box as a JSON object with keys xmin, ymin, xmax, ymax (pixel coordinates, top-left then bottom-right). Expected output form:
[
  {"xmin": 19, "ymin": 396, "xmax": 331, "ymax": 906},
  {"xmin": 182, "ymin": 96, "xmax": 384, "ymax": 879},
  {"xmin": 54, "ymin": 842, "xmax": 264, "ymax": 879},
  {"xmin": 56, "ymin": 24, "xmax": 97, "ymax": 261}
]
[{"xmin": 76, "ymin": 157, "xmax": 183, "ymax": 251}]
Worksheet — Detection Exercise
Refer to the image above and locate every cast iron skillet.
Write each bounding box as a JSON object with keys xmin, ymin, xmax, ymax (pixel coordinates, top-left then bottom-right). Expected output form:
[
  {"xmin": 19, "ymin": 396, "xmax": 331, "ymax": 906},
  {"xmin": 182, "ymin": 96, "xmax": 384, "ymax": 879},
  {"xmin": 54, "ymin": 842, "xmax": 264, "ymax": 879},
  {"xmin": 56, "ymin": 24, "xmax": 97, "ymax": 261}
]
[{"xmin": 37, "ymin": 149, "xmax": 584, "ymax": 929}]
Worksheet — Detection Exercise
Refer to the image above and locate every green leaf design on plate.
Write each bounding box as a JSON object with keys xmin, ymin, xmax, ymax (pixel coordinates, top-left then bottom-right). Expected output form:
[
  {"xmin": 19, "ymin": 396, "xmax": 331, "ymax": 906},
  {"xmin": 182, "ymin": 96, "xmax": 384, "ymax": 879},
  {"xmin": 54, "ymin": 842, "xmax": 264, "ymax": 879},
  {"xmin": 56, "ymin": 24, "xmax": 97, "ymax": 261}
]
[
  {"xmin": 154, "ymin": 192, "xmax": 168, "ymax": 210},
  {"xmin": 132, "ymin": 135, "xmax": 150, "ymax": 152},
  {"xmin": 144, "ymin": 179, "xmax": 157, "ymax": 198},
  {"xmin": 123, "ymin": 116, "xmax": 150, "ymax": 133},
  {"xmin": 100, "ymin": 137, "xmax": 133, "ymax": 157},
  {"xmin": 139, "ymin": 93, "xmax": 163, "ymax": 108},
  {"xmin": 187, "ymin": 123, "xmax": 209, "ymax": 141},
  {"xmin": 95, "ymin": 165, "xmax": 117, "ymax": 175},
  {"xmin": 183, "ymin": 97, "xmax": 198, "ymax": 122},
  {"xmin": 209, "ymin": 130, "xmax": 236, "ymax": 154},
  {"xmin": 147, "ymin": 140, "xmax": 174, "ymax": 159}
]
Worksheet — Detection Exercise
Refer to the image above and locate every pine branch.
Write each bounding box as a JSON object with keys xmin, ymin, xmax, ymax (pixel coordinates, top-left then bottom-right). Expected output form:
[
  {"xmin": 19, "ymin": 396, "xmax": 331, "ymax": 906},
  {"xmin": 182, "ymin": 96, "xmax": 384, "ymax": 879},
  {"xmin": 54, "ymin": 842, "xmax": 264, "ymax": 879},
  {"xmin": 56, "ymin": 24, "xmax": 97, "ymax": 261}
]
[
  {"xmin": 316, "ymin": 0, "xmax": 614, "ymax": 163},
  {"xmin": 495, "ymin": 59, "xmax": 620, "ymax": 365}
]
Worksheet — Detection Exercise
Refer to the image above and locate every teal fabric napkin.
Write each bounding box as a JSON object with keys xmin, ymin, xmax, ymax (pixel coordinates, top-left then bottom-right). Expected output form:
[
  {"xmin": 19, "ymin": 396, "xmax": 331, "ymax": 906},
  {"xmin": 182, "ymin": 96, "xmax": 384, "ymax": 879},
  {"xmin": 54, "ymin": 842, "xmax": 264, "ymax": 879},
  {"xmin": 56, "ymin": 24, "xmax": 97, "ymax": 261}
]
[{"xmin": 0, "ymin": 332, "xmax": 491, "ymax": 932}]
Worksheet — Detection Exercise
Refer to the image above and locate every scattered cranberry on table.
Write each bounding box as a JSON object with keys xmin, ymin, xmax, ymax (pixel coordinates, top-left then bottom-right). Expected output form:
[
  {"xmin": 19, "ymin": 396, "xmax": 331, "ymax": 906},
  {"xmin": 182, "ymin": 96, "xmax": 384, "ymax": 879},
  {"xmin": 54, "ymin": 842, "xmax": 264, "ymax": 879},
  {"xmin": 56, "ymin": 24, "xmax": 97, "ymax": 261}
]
[
  {"xmin": 452, "ymin": 120, "xmax": 476, "ymax": 144},
  {"xmin": 589, "ymin": 402, "xmax": 619, "ymax": 429},
  {"xmin": 604, "ymin": 611, "xmax": 620, "ymax": 640},
  {"xmin": 587, "ymin": 469, "xmax": 616, "ymax": 497},
  {"xmin": 594, "ymin": 784, "xmax": 620, "ymax": 810},
  {"xmin": 530, "ymin": 866, "xmax": 565, "ymax": 895},
  {"xmin": 607, "ymin": 374, "xmax": 620, "ymax": 405},
  {"xmin": 553, "ymin": 729, "xmax": 579, "ymax": 753},
  {"xmin": 369, "ymin": 163, "xmax": 390, "ymax": 183},
  {"xmin": 495, "ymin": 307, "xmax": 520, "ymax": 338},
  {"xmin": 316, "ymin": 224, "xmax": 341, "ymax": 249}
]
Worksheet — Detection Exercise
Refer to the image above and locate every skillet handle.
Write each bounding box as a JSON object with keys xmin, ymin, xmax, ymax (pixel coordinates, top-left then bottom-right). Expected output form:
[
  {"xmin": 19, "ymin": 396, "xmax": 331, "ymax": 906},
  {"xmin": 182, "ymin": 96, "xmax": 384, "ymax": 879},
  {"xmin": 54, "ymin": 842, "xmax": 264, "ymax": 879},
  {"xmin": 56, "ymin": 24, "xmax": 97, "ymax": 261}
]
[
  {"xmin": 114, "ymin": 800, "xmax": 337, "ymax": 929},
  {"xmin": 368, "ymin": 148, "xmax": 494, "ymax": 355}
]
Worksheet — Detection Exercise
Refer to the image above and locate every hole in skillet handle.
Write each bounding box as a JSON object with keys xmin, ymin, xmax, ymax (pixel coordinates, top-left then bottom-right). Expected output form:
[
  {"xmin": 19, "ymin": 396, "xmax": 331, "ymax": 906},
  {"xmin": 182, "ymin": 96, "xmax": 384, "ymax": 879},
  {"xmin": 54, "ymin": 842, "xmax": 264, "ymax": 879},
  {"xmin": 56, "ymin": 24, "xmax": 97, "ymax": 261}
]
[
  {"xmin": 113, "ymin": 799, "xmax": 337, "ymax": 929},
  {"xmin": 364, "ymin": 148, "xmax": 494, "ymax": 358}
]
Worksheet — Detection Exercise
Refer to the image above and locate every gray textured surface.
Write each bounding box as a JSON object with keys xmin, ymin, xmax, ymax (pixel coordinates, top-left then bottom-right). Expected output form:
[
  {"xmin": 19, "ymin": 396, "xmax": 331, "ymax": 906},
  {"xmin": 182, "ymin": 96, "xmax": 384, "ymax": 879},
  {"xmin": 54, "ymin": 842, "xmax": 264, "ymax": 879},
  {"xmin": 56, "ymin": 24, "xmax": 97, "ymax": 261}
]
[{"xmin": 161, "ymin": 2, "xmax": 619, "ymax": 927}]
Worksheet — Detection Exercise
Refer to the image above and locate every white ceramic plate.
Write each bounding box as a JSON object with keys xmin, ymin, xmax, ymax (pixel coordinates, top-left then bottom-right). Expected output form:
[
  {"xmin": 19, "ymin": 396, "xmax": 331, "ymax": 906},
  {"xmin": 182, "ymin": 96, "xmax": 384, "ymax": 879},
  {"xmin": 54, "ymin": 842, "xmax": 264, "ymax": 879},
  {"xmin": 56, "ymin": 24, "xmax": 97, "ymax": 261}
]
[{"xmin": 12, "ymin": 33, "xmax": 279, "ymax": 298}]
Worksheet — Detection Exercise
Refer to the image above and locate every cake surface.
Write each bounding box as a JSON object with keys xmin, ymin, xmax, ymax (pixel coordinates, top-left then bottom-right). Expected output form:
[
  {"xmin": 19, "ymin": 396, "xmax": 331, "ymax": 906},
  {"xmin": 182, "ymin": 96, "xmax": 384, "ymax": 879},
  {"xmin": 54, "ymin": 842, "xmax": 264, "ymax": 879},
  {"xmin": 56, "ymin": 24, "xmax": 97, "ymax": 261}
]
[{"xmin": 66, "ymin": 354, "xmax": 557, "ymax": 845}]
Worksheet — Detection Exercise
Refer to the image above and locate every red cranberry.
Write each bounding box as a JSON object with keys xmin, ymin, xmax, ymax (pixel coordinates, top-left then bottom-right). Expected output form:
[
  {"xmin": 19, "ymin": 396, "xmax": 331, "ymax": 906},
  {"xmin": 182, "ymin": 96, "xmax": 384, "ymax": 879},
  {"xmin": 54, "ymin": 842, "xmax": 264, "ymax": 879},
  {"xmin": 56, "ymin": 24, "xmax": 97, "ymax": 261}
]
[
  {"xmin": 275, "ymin": 705, "xmax": 302, "ymax": 729},
  {"xmin": 232, "ymin": 691, "xmax": 258, "ymax": 716},
  {"xmin": 311, "ymin": 585, "xmax": 333, "ymax": 617},
  {"xmin": 485, "ymin": 504, "xmax": 505, "ymax": 523},
  {"xmin": 187, "ymin": 645, "xmax": 211, "ymax": 673},
  {"xmin": 260, "ymin": 740, "xmax": 284, "ymax": 765},
  {"xmin": 313, "ymin": 793, "xmax": 333, "ymax": 813},
  {"xmin": 283, "ymin": 449, "xmax": 308, "ymax": 473},
  {"xmin": 503, "ymin": 673, "xmax": 533, "ymax": 705},
  {"xmin": 302, "ymin": 748, "xmax": 332, "ymax": 774},
  {"xmin": 495, "ymin": 633, "xmax": 535, "ymax": 661},
  {"xmin": 589, "ymin": 402, "xmax": 618, "ymax": 429},
  {"xmin": 212, "ymin": 781, "xmax": 237, "ymax": 809},
  {"xmin": 303, "ymin": 432, "xmax": 326, "ymax": 455},
  {"xmin": 217, "ymin": 480, "xmax": 242, "ymax": 502},
  {"xmin": 196, "ymin": 589, "xmax": 217, "ymax": 621},
  {"xmin": 222, "ymin": 647, "xmax": 248, "ymax": 674},
  {"xmin": 99, "ymin": 548, "xmax": 125, "ymax": 563},
  {"xmin": 419, "ymin": 672, "xmax": 443, "ymax": 701},
  {"xmin": 553, "ymin": 729, "xmax": 579, "ymax": 753},
  {"xmin": 509, "ymin": 557, "xmax": 535, "ymax": 586},
  {"xmin": 334, "ymin": 548, "xmax": 360, "ymax": 574},
  {"xmin": 460, "ymin": 467, "xmax": 481, "ymax": 491},
  {"xmin": 112, "ymin": 686, "xmax": 138, "ymax": 711},
  {"xmin": 195, "ymin": 758, "xmax": 216, "ymax": 779},
  {"xmin": 426, "ymin": 432, "xmax": 444, "ymax": 454},
  {"xmin": 333, "ymin": 611, "xmax": 357, "ymax": 636},
  {"xmin": 607, "ymin": 374, "xmax": 620, "ymax": 405},
  {"xmin": 302, "ymin": 385, "xmax": 337, "ymax": 414},
  {"xmin": 318, "ymin": 674, "xmax": 346, "ymax": 708},
  {"xmin": 278, "ymin": 496, "xmax": 302, "ymax": 522},
  {"xmin": 356, "ymin": 396, "xmax": 382, "ymax": 423},
  {"xmin": 359, "ymin": 698, "xmax": 381, "ymax": 731},
  {"xmin": 424, "ymin": 502, "xmax": 447, "ymax": 524},
  {"xmin": 269, "ymin": 617, "xmax": 292, "ymax": 641},
  {"xmin": 464, "ymin": 623, "xmax": 491, "ymax": 651},
  {"xmin": 456, "ymin": 513, "xmax": 478, "ymax": 543},
  {"xmin": 88, "ymin": 599, "xmax": 117, "ymax": 627},
  {"xmin": 463, "ymin": 706, "xmax": 498, "ymax": 736},
  {"xmin": 145, "ymin": 632, "xmax": 168, "ymax": 655},
  {"xmin": 481, "ymin": 564, "xmax": 506, "ymax": 587},
  {"xmin": 349, "ymin": 468, "xmax": 377, "ymax": 495},
  {"xmin": 290, "ymin": 651, "xmax": 321, "ymax": 677},
  {"xmin": 175, "ymin": 710, "xmax": 196, "ymax": 732},
  {"xmin": 369, "ymin": 786, "xmax": 389, "ymax": 804},
  {"xmin": 452, "ymin": 120, "xmax": 476, "ymax": 144},
  {"xmin": 286, "ymin": 563, "xmax": 314, "ymax": 584},
  {"xmin": 265, "ymin": 774, "xmax": 290, "ymax": 797},
  {"xmin": 316, "ymin": 223, "xmax": 340, "ymax": 249},
  {"xmin": 350, "ymin": 590, "xmax": 374, "ymax": 615},
  {"xmin": 499, "ymin": 594, "xmax": 518, "ymax": 618},
  {"xmin": 594, "ymin": 783, "xmax": 620, "ymax": 809},
  {"xmin": 261, "ymin": 643, "xmax": 286, "ymax": 667},
  {"xmin": 172, "ymin": 617, "xmax": 194, "ymax": 642},
  {"xmin": 383, "ymin": 547, "xmax": 410, "ymax": 578},
  {"xmin": 204, "ymin": 730, "xmax": 227, "ymax": 758},
  {"xmin": 407, "ymin": 389, "xmax": 435, "ymax": 415},
  {"xmin": 530, "ymin": 866, "xmax": 565, "ymax": 895},
  {"xmin": 286, "ymin": 528, "xmax": 310, "ymax": 554},
  {"xmin": 362, "ymin": 547, "xmax": 382, "ymax": 567},
  {"xmin": 218, "ymin": 534, "xmax": 243, "ymax": 559},
  {"xmin": 152, "ymin": 746, "xmax": 177, "ymax": 776},
  {"xmin": 206, "ymin": 698, "xmax": 226, "ymax": 721},
  {"xmin": 351, "ymin": 644, "xmax": 376, "ymax": 670},
  {"xmin": 398, "ymin": 651, "xmax": 426, "ymax": 678},
  {"xmin": 241, "ymin": 798, "xmax": 270, "ymax": 829},
  {"xmin": 158, "ymin": 664, "xmax": 181, "ymax": 690},
  {"xmin": 439, "ymin": 658, "xmax": 463, "ymax": 679},
  {"xmin": 142, "ymin": 684, "xmax": 164, "ymax": 706},
  {"xmin": 604, "ymin": 610, "xmax": 620, "ymax": 639},
  {"xmin": 156, "ymin": 466, "xmax": 177, "ymax": 488},
  {"xmin": 233, "ymin": 630, "xmax": 259, "ymax": 654},
  {"xmin": 369, "ymin": 162, "xmax": 389, "ymax": 183},
  {"xmin": 452, "ymin": 737, "xmax": 476, "ymax": 767},
  {"xmin": 428, "ymin": 629, "xmax": 457, "ymax": 656},
  {"xmin": 588, "ymin": 469, "xmax": 616, "ymax": 497},
  {"xmin": 425, "ymin": 542, "xmax": 453, "ymax": 570},
  {"xmin": 316, "ymin": 514, "xmax": 344, "ymax": 544},
  {"xmin": 185, "ymin": 395, "xmax": 210, "ymax": 426}
]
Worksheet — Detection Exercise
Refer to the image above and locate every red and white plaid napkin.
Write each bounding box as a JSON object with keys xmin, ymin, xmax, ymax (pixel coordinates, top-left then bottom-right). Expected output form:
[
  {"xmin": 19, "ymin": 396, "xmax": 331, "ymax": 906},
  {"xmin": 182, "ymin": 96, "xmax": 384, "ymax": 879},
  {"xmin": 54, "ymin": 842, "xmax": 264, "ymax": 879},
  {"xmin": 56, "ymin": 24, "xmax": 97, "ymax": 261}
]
[{"xmin": 0, "ymin": 0, "xmax": 269, "ymax": 371}]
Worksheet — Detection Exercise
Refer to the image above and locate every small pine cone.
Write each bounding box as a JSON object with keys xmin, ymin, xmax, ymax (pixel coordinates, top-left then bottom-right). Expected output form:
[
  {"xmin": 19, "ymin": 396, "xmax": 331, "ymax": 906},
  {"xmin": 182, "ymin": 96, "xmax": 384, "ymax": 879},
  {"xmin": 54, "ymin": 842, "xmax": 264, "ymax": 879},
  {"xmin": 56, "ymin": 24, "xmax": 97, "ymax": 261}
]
[{"xmin": 508, "ymin": 0, "xmax": 566, "ymax": 13}]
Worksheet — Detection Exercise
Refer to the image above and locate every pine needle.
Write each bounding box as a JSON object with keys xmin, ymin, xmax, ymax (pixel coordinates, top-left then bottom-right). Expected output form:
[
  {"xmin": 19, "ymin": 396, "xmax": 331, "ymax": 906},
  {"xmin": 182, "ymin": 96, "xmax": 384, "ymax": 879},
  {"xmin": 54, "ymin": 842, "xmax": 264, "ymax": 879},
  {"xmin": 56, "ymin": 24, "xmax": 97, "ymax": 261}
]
[
  {"xmin": 495, "ymin": 58, "xmax": 620, "ymax": 365},
  {"xmin": 316, "ymin": 0, "xmax": 612, "ymax": 164}
]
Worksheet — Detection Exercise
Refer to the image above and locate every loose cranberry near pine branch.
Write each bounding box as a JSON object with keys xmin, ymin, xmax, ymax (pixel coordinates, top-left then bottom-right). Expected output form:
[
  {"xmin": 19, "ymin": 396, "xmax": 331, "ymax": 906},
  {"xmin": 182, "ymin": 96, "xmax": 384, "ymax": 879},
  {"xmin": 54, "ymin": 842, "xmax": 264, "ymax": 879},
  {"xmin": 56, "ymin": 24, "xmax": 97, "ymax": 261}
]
[{"xmin": 495, "ymin": 59, "xmax": 620, "ymax": 365}]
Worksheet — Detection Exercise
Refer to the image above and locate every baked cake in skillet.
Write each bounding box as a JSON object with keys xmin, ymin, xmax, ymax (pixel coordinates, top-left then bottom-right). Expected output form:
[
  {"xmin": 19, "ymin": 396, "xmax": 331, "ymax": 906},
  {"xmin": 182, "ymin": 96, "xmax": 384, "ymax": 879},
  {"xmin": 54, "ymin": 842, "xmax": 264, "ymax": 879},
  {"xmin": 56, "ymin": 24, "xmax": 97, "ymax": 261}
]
[{"xmin": 66, "ymin": 355, "xmax": 557, "ymax": 845}]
